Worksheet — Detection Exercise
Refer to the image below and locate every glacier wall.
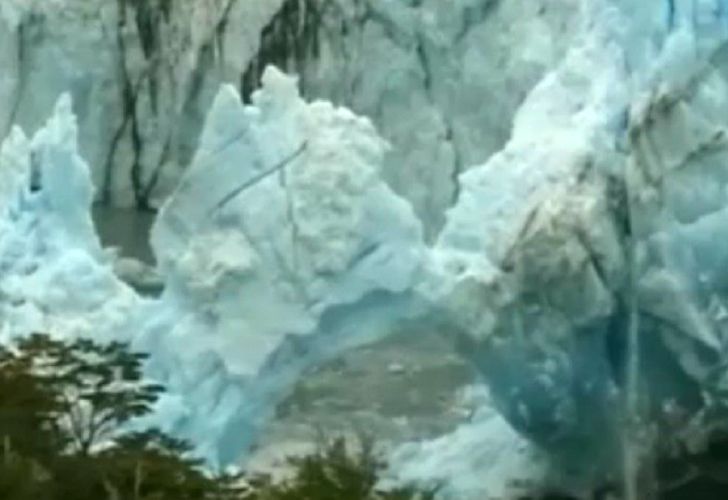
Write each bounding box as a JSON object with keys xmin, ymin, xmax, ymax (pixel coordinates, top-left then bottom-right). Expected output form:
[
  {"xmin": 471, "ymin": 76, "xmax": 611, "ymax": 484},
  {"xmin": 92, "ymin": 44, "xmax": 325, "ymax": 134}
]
[
  {"xmin": 6, "ymin": 0, "xmax": 728, "ymax": 498},
  {"xmin": 390, "ymin": 0, "xmax": 728, "ymax": 495},
  {"xmin": 0, "ymin": 0, "xmax": 580, "ymax": 240},
  {"xmin": 0, "ymin": 0, "xmax": 286, "ymax": 208},
  {"xmin": 143, "ymin": 67, "xmax": 430, "ymax": 463},
  {"xmin": 273, "ymin": 0, "xmax": 582, "ymax": 239}
]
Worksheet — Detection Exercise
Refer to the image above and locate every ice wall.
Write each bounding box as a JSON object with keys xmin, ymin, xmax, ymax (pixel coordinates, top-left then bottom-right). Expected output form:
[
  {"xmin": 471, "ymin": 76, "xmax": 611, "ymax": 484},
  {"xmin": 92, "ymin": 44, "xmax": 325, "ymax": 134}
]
[
  {"xmin": 0, "ymin": 67, "xmax": 429, "ymax": 466},
  {"xmin": 626, "ymin": 0, "xmax": 728, "ymax": 453},
  {"xmin": 141, "ymin": 67, "xmax": 427, "ymax": 463},
  {"xmin": 400, "ymin": 0, "xmax": 728, "ymax": 493},
  {"xmin": 0, "ymin": 0, "xmax": 286, "ymax": 207},
  {"xmin": 7, "ymin": 0, "xmax": 728, "ymax": 497},
  {"xmin": 271, "ymin": 0, "xmax": 582, "ymax": 239},
  {"xmin": 0, "ymin": 96, "xmax": 139, "ymax": 344},
  {"xmin": 0, "ymin": 0, "xmax": 580, "ymax": 239}
]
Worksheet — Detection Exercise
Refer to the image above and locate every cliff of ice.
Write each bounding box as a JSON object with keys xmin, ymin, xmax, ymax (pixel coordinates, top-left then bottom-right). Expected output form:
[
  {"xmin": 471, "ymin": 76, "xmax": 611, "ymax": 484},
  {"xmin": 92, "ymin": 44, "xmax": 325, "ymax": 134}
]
[
  {"xmin": 0, "ymin": 96, "xmax": 140, "ymax": 344},
  {"xmin": 0, "ymin": 0, "xmax": 579, "ymax": 239},
  {"xmin": 0, "ymin": 65, "xmax": 429, "ymax": 467},
  {"xmin": 7, "ymin": 0, "xmax": 728, "ymax": 498},
  {"xmin": 398, "ymin": 0, "xmax": 728, "ymax": 495},
  {"xmin": 0, "ymin": 0, "xmax": 286, "ymax": 208}
]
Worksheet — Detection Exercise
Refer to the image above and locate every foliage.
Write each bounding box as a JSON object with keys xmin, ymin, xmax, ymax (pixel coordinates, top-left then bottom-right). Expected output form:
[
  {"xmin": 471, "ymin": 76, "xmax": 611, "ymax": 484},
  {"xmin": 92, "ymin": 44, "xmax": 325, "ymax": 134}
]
[
  {"xmin": 0, "ymin": 449, "xmax": 51, "ymax": 500},
  {"xmin": 0, "ymin": 333, "xmax": 217, "ymax": 499},
  {"xmin": 14, "ymin": 334, "xmax": 164, "ymax": 455},
  {"xmin": 97, "ymin": 429, "xmax": 218, "ymax": 499},
  {"xmin": 242, "ymin": 437, "xmax": 437, "ymax": 500},
  {"xmin": 0, "ymin": 343, "xmax": 62, "ymax": 460},
  {"xmin": 0, "ymin": 333, "xmax": 435, "ymax": 500}
]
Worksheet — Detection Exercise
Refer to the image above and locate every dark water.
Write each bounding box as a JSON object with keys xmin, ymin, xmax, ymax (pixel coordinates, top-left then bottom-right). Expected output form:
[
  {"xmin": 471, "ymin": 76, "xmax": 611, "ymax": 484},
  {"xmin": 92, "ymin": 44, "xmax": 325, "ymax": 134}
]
[{"xmin": 91, "ymin": 204, "xmax": 156, "ymax": 265}]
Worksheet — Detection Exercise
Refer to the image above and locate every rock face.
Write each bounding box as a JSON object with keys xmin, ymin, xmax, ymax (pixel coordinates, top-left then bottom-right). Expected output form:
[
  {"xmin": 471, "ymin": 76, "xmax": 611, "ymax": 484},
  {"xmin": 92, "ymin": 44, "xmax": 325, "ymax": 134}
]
[{"xmin": 248, "ymin": 329, "xmax": 478, "ymax": 480}]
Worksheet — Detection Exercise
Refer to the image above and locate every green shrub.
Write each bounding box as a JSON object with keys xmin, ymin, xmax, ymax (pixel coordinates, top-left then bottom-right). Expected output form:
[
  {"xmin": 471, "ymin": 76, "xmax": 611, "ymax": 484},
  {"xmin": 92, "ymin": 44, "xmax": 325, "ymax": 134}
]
[
  {"xmin": 242, "ymin": 437, "xmax": 437, "ymax": 500},
  {"xmin": 0, "ymin": 333, "xmax": 435, "ymax": 499}
]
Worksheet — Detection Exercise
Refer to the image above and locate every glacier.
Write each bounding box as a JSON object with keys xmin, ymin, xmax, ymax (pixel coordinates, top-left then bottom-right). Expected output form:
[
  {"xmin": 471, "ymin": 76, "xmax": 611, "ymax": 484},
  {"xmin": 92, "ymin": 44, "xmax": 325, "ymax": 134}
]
[
  {"xmin": 0, "ymin": 0, "xmax": 582, "ymax": 239},
  {"xmin": 1, "ymin": 65, "xmax": 429, "ymax": 467},
  {"xmin": 5, "ymin": 0, "xmax": 728, "ymax": 498}
]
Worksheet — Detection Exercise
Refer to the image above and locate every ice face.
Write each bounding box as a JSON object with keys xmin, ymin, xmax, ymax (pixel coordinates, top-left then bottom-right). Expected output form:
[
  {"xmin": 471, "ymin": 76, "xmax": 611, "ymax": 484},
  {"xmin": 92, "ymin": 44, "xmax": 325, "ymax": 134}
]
[
  {"xmin": 385, "ymin": 403, "xmax": 548, "ymax": 500},
  {"xmin": 397, "ymin": 0, "xmax": 728, "ymax": 491},
  {"xmin": 0, "ymin": 0, "xmax": 582, "ymax": 240},
  {"xmin": 142, "ymin": 67, "xmax": 427, "ymax": 464},
  {"xmin": 0, "ymin": 67, "xmax": 428, "ymax": 466},
  {"xmin": 6, "ymin": 0, "xmax": 728, "ymax": 495},
  {"xmin": 0, "ymin": 95, "xmax": 139, "ymax": 347}
]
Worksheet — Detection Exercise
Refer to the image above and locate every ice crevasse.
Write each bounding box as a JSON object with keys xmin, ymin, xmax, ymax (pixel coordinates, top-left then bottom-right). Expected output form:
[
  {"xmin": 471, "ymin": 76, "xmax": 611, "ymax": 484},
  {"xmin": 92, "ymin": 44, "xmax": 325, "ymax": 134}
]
[{"xmin": 5, "ymin": 0, "xmax": 728, "ymax": 498}]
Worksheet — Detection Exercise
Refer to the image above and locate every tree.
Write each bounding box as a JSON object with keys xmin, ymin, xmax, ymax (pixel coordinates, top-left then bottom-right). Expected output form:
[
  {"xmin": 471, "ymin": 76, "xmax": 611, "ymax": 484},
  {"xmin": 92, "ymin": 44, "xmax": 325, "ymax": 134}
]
[
  {"xmin": 0, "ymin": 342, "xmax": 63, "ymax": 461},
  {"xmin": 97, "ymin": 429, "xmax": 218, "ymax": 499},
  {"xmin": 243, "ymin": 437, "xmax": 437, "ymax": 500},
  {"xmin": 14, "ymin": 334, "xmax": 164, "ymax": 455},
  {"xmin": 0, "ymin": 449, "xmax": 50, "ymax": 500},
  {"xmin": 0, "ymin": 334, "xmax": 436, "ymax": 499},
  {"xmin": 0, "ymin": 333, "xmax": 225, "ymax": 499}
]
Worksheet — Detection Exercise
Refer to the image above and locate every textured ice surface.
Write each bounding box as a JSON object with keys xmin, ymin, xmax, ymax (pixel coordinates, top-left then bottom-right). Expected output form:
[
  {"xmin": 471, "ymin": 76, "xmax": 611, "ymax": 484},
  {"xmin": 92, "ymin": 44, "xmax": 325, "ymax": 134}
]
[
  {"xmin": 0, "ymin": 96, "xmax": 140, "ymax": 345},
  {"xmin": 386, "ymin": 406, "xmax": 547, "ymax": 500},
  {"xmin": 0, "ymin": 0, "xmax": 287, "ymax": 206},
  {"xmin": 0, "ymin": 67, "xmax": 427, "ymax": 466},
  {"xmin": 143, "ymin": 67, "xmax": 427, "ymax": 463},
  {"xmin": 0, "ymin": 0, "xmax": 580, "ymax": 238},
  {"xmin": 399, "ymin": 0, "xmax": 728, "ymax": 492},
  {"xmin": 6, "ymin": 0, "xmax": 728, "ymax": 496},
  {"xmin": 150, "ymin": 66, "xmax": 424, "ymax": 378}
]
